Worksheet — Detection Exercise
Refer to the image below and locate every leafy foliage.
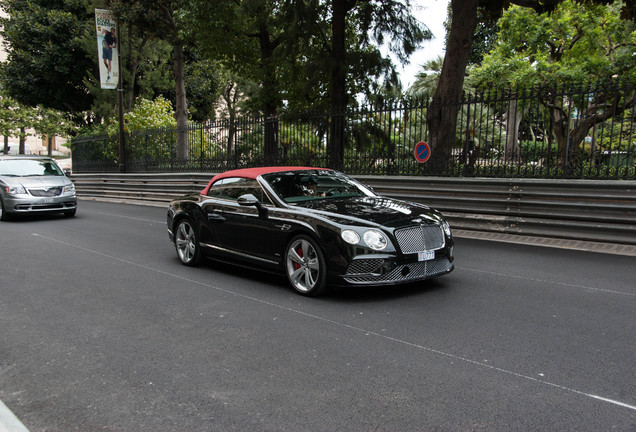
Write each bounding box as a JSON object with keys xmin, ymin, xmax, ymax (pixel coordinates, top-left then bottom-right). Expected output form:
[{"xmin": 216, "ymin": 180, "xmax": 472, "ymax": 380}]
[
  {"xmin": 472, "ymin": 0, "xmax": 636, "ymax": 88},
  {"xmin": 0, "ymin": 0, "xmax": 95, "ymax": 116},
  {"xmin": 107, "ymin": 96, "xmax": 176, "ymax": 135}
]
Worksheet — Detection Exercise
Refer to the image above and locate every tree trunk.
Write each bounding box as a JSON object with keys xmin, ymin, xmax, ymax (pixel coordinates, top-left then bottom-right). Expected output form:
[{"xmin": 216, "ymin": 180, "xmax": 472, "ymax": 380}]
[
  {"xmin": 19, "ymin": 128, "xmax": 26, "ymax": 154},
  {"xmin": 173, "ymin": 42, "xmax": 189, "ymax": 160},
  {"xmin": 258, "ymin": 24, "xmax": 279, "ymax": 165},
  {"xmin": 223, "ymin": 82, "xmax": 237, "ymax": 164},
  {"xmin": 426, "ymin": 0, "xmax": 478, "ymax": 174},
  {"xmin": 548, "ymin": 99, "xmax": 570, "ymax": 165},
  {"xmin": 328, "ymin": 0, "xmax": 351, "ymax": 170},
  {"xmin": 504, "ymin": 96, "xmax": 522, "ymax": 162}
]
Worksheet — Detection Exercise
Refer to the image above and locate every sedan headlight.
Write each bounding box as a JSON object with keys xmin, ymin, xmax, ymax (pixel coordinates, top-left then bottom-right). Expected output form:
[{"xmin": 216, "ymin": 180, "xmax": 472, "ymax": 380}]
[
  {"xmin": 363, "ymin": 230, "xmax": 388, "ymax": 250},
  {"xmin": 63, "ymin": 183, "xmax": 75, "ymax": 193},
  {"xmin": 6, "ymin": 185, "xmax": 26, "ymax": 196}
]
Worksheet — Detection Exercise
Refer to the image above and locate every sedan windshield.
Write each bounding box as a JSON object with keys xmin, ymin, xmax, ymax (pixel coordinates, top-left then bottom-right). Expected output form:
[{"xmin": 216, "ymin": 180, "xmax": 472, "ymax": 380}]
[
  {"xmin": 0, "ymin": 159, "xmax": 64, "ymax": 177},
  {"xmin": 262, "ymin": 170, "xmax": 374, "ymax": 204}
]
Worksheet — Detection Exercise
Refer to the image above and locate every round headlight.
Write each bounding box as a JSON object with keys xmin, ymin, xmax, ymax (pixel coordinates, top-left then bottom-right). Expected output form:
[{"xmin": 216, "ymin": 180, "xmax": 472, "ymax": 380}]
[
  {"xmin": 363, "ymin": 230, "xmax": 388, "ymax": 250},
  {"xmin": 341, "ymin": 229, "xmax": 360, "ymax": 245}
]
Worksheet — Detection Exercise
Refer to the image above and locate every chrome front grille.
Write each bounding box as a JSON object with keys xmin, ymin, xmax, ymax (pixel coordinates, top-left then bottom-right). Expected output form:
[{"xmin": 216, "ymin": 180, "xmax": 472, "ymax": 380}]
[
  {"xmin": 29, "ymin": 187, "xmax": 63, "ymax": 197},
  {"xmin": 394, "ymin": 224, "xmax": 445, "ymax": 254}
]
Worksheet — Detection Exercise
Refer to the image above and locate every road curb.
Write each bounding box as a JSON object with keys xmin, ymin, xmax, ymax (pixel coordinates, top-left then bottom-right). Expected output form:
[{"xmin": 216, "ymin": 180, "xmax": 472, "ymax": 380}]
[{"xmin": 453, "ymin": 229, "xmax": 636, "ymax": 256}]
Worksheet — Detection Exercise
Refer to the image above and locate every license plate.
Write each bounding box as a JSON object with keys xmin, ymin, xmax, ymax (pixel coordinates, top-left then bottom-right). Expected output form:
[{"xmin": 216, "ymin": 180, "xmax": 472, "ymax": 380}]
[{"xmin": 418, "ymin": 251, "xmax": 435, "ymax": 261}]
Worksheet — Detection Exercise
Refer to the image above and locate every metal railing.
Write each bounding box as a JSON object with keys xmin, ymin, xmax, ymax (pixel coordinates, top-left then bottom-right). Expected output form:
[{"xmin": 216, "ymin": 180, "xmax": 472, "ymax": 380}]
[
  {"xmin": 71, "ymin": 173, "xmax": 636, "ymax": 246},
  {"xmin": 71, "ymin": 81, "xmax": 636, "ymax": 179}
]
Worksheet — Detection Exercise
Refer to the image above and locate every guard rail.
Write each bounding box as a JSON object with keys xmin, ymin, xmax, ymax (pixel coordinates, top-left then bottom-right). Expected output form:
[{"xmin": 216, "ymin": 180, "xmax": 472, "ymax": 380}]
[{"xmin": 70, "ymin": 173, "xmax": 636, "ymax": 246}]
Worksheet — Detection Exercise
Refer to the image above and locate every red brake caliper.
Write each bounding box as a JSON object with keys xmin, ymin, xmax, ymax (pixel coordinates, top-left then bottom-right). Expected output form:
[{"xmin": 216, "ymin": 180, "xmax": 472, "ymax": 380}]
[{"xmin": 293, "ymin": 245, "xmax": 303, "ymax": 270}]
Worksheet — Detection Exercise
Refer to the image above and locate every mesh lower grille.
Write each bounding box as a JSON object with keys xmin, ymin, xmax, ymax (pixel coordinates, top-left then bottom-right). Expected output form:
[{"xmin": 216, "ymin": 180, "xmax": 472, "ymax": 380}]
[
  {"xmin": 344, "ymin": 257, "xmax": 452, "ymax": 284},
  {"xmin": 345, "ymin": 259, "xmax": 385, "ymax": 275},
  {"xmin": 395, "ymin": 225, "xmax": 445, "ymax": 254}
]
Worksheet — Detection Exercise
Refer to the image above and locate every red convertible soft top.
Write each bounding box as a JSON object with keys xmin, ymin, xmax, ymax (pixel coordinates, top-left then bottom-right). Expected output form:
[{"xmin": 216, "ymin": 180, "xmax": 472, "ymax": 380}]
[{"xmin": 201, "ymin": 166, "xmax": 330, "ymax": 195}]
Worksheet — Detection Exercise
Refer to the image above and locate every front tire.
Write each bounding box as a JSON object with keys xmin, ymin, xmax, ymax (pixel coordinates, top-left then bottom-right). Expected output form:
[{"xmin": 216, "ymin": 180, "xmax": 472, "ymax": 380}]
[
  {"xmin": 174, "ymin": 218, "xmax": 201, "ymax": 266},
  {"xmin": 284, "ymin": 235, "xmax": 327, "ymax": 296},
  {"xmin": 0, "ymin": 197, "xmax": 10, "ymax": 221}
]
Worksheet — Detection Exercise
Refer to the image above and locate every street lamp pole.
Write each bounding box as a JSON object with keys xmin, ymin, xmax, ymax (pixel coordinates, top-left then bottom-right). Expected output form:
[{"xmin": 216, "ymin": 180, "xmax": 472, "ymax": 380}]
[{"xmin": 117, "ymin": 19, "xmax": 125, "ymax": 173}]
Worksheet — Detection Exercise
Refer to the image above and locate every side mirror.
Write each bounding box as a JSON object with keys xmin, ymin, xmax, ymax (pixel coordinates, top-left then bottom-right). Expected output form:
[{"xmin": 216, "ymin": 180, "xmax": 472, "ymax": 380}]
[
  {"xmin": 238, "ymin": 193, "xmax": 268, "ymax": 219},
  {"xmin": 237, "ymin": 194, "xmax": 259, "ymax": 207}
]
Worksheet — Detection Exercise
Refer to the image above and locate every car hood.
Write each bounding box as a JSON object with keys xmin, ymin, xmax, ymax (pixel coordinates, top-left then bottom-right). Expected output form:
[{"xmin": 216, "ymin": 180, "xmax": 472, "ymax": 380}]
[
  {"xmin": 0, "ymin": 175, "xmax": 71, "ymax": 188},
  {"xmin": 297, "ymin": 196, "xmax": 442, "ymax": 228}
]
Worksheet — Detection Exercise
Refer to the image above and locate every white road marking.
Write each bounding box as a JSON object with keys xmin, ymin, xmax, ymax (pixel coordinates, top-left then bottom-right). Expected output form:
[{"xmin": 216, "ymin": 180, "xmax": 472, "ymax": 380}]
[
  {"xmin": 31, "ymin": 233, "xmax": 636, "ymax": 413},
  {"xmin": 0, "ymin": 399, "xmax": 29, "ymax": 432},
  {"xmin": 458, "ymin": 266, "xmax": 635, "ymax": 296},
  {"xmin": 93, "ymin": 212, "xmax": 163, "ymax": 223}
]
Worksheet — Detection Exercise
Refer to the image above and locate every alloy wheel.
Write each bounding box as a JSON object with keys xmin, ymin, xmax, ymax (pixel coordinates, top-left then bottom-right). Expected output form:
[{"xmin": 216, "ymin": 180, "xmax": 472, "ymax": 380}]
[
  {"xmin": 285, "ymin": 236, "xmax": 326, "ymax": 295},
  {"xmin": 175, "ymin": 219, "xmax": 200, "ymax": 265}
]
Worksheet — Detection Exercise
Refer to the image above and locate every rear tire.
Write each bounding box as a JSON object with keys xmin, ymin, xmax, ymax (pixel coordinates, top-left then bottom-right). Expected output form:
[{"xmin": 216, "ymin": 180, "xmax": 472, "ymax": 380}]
[
  {"xmin": 174, "ymin": 218, "xmax": 201, "ymax": 266},
  {"xmin": 284, "ymin": 235, "xmax": 328, "ymax": 296}
]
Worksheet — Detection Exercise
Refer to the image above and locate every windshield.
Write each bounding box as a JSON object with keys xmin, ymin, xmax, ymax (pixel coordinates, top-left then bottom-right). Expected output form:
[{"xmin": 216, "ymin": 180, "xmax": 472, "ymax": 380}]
[
  {"xmin": 262, "ymin": 170, "xmax": 375, "ymax": 204},
  {"xmin": 0, "ymin": 159, "xmax": 64, "ymax": 177}
]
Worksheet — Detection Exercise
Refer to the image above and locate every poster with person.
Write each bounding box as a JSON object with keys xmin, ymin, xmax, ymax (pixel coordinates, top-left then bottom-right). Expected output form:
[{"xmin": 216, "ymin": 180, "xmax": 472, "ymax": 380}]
[{"xmin": 95, "ymin": 9, "xmax": 118, "ymax": 90}]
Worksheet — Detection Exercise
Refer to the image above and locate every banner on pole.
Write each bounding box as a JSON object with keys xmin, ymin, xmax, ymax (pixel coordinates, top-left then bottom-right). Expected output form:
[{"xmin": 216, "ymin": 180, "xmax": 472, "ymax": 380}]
[{"xmin": 95, "ymin": 9, "xmax": 118, "ymax": 90}]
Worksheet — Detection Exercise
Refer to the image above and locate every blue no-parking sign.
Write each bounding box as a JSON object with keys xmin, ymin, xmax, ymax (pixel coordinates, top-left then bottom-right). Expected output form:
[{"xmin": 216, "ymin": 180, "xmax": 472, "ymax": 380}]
[{"xmin": 414, "ymin": 141, "xmax": 431, "ymax": 163}]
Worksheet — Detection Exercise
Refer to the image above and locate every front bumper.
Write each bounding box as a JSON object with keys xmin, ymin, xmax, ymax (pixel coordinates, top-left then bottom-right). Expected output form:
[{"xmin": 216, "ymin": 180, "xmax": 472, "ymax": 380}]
[
  {"xmin": 4, "ymin": 194, "xmax": 77, "ymax": 214},
  {"xmin": 342, "ymin": 251, "xmax": 454, "ymax": 285}
]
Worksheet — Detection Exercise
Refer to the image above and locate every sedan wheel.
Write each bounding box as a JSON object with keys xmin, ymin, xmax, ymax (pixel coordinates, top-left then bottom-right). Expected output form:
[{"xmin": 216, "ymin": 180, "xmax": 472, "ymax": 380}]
[
  {"xmin": 285, "ymin": 235, "xmax": 327, "ymax": 296},
  {"xmin": 175, "ymin": 219, "xmax": 201, "ymax": 266}
]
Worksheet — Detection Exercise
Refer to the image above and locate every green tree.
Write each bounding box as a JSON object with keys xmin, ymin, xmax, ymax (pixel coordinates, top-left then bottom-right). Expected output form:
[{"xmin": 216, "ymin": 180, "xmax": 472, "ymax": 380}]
[
  {"xmin": 186, "ymin": 0, "xmax": 295, "ymax": 163},
  {"xmin": 408, "ymin": 56, "xmax": 445, "ymax": 98},
  {"xmin": 85, "ymin": 0, "xmax": 175, "ymax": 120},
  {"xmin": 0, "ymin": 0, "xmax": 95, "ymax": 122},
  {"xmin": 472, "ymin": 0, "xmax": 636, "ymax": 161},
  {"xmin": 111, "ymin": 0, "xmax": 193, "ymax": 159},
  {"xmin": 0, "ymin": 95, "xmax": 31, "ymax": 154},
  {"xmin": 188, "ymin": 0, "xmax": 429, "ymax": 168},
  {"xmin": 32, "ymin": 106, "xmax": 76, "ymax": 156},
  {"xmin": 106, "ymin": 95, "xmax": 176, "ymax": 134},
  {"xmin": 427, "ymin": 0, "xmax": 635, "ymax": 173},
  {"xmin": 285, "ymin": 0, "xmax": 430, "ymax": 169}
]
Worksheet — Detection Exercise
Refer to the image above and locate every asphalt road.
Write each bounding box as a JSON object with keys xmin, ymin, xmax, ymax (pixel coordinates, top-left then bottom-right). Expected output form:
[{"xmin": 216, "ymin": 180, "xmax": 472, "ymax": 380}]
[{"xmin": 0, "ymin": 200, "xmax": 634, "ymax": 431}]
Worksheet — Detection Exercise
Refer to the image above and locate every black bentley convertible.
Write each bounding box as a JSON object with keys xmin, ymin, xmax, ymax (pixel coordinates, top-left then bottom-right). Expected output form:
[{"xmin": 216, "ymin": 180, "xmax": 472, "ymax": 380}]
[{"xmin": 167, "ymin": 167, "xmax": 454, "ymax": 296}]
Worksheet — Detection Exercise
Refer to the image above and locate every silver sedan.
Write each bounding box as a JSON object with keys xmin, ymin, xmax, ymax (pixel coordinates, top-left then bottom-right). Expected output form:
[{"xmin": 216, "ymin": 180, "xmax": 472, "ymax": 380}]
[{"xmin": 0, "ymin": 155, "xmax": 77, "ymax": 221}]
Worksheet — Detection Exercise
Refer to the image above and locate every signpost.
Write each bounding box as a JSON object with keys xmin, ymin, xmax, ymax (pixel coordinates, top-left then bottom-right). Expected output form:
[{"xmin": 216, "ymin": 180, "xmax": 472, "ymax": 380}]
[{"xmin": 414, "ymin": 141, "xmax": 431, "ymax": 163}]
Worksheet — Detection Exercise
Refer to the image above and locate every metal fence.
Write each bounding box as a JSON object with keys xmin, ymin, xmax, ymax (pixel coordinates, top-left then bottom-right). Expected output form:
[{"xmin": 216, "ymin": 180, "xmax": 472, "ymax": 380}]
[{"xmin": 71, "ymin": 81, "xmax": 636, "ymax": 179}]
